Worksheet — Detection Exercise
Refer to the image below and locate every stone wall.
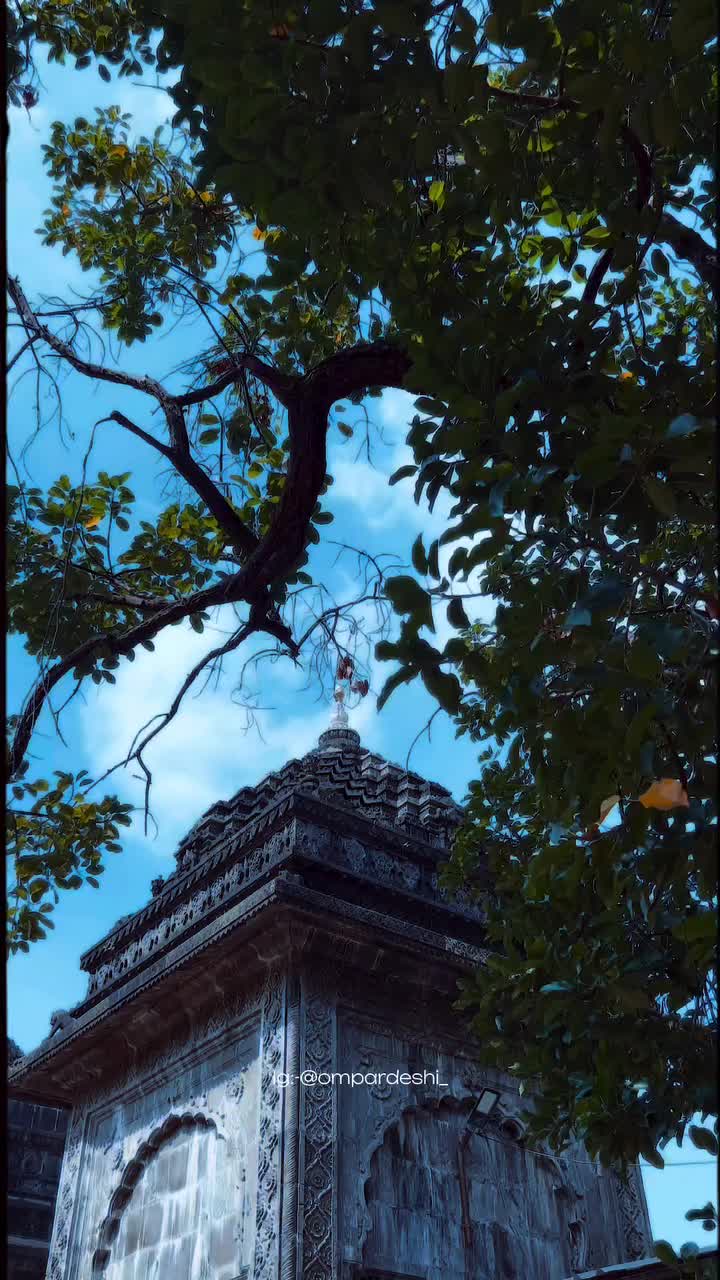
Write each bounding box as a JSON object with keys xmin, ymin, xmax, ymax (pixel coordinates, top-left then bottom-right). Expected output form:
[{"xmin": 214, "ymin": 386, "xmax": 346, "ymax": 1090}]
[
  {"xmin": 7, "ymin": 1096, "xmax": 69, "ymax": 1280},
  {"xmin": 46, "ymin": 978, "xmax": 272, "ymax": 1280},
  {"xmin": 42, "ymin": 956, "xmax": 652, "ymax": 1280},
  {"xmin": 335, "ymin": 1004, "xmax": 649, "ymax": 1280}
]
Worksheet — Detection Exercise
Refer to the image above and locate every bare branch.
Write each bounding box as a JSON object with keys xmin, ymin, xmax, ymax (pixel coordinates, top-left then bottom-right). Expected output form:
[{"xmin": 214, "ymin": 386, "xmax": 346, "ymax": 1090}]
[
  {"xmin": 175, "ymin": 357, "xmax": 296, "ymax": 409},
  {"xmin": 99, "ymin": 410, "xmax": 259, "ymax": 558},
  {"xmin": 100, "ymin": 623, "xmax": 256, "ymax": 831},
  {"xmin": 95, "ymin": 411, "xmax": 171, "ymax": 459},
  {"xmin": 8, "ymin": 276, "xmax": 169, "ymax": 404}
]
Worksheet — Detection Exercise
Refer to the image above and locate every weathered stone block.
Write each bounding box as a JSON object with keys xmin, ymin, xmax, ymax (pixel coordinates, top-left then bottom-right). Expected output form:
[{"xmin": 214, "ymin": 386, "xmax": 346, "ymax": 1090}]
[
  {"xmin": 209, "ymin": 1215, "xmax": 236, "ymax": 1269},
  {"xmin": 139, "ymin": 1199, "xmax": 163, "ymax": 1250},
  {"xmin": 166, "ymin": 1143, "xmax": 190, "ymax": 1194}
]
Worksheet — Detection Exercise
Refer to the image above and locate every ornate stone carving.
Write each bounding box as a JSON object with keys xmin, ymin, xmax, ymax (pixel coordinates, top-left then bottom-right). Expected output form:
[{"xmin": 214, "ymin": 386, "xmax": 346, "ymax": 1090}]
[
  {"xmin": 253, "ymin": 971, "xmax": 285, "ymax": 1280},
  {"xmin": 301, "ymin": 979, "xmax": 336, "ymax": 1280},
  {"xmin": 47, "ymin": 1109, "xmax": 84, "ymax": 1280},
  {"xmin": 615, "ymin": 1164, "xmax": 651, "ymax": 1260},
  {"xmin": 39, "ymin": 1010, "xmax": 76, "ymax": 1049},
  {"xmin": 78, "ymin": 735, "xmax": 467, "ymax": 1001},
  {"xmin": 15, "ymin": 726, "xmax": 653, "ymax": 1280}
]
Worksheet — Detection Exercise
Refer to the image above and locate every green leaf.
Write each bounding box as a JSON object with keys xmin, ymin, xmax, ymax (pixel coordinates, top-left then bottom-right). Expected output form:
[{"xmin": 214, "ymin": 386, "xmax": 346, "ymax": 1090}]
[
  {"xmin": 667, "ymin": 413, "xmax": 700, "ymax": 438},
  {"xmin": 411, "ymin": 534, "xmax": 428, "ymax": 575},
  {"xmin": 414, "ymin": 396, "xmax": 446, "ymax": 416},
  {"xmin": 376, "ymin": 665, "xmax": 416, "ymax": 711},
  {"xmin": 644, "ymin": 476, "xmax": 677, "ymax": 516},
  {"xmin": 389, "ymin": 464, "xmax": 418, "ymax": 486},
  {"xmin": 199, "ymin": 428, "xmax": 220, "ymax": 445},
  {"xmin": 689, "ymin": 1125, "xmax": 718, "ymax": 1155},
  {"xmin": 651, "ymin": 248, "xmax": 670, "ymax": 278},
  {"xmin": 428, "ymin": 180, "xmax": 445, "ymax": 208},
  {"xmin": 563, "ymin": 607, "xmax": 592, "ymax": 628},
  {"xmin": 422, "ymin": 665, "xmax": 461, "ymax": 713},
  {"xmin": 385, "ymin": 576, "xmax": 434, "ymax": 630},
  {"xmin": 685, "ymin": 1203, "xmax": 716, "ymax": 1223},
  {"xmin": 447, "ymin": 596, "xmax": 470, "ymax": 629},
  {"xmin": 641, "ymin": 1145, "xmax": 665, "ymax": 1169}
]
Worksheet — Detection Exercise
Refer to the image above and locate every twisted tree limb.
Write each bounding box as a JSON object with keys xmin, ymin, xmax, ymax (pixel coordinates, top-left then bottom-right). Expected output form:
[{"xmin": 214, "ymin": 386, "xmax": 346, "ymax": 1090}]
[{"xmin": 7, "ymin": 276, "xmax": 413, "ymax": 779}]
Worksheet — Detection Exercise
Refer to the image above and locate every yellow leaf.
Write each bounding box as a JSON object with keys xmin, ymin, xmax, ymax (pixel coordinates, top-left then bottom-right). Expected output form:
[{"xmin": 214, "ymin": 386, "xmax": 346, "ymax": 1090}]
[
  {"xmin": 638, "ymin": 779, "xmax": 689, "ymax": 810},
  {"xmin": 110, "ymin": 145, "xmax": 128, "ymax": 158},
  {"xmin": 599, "ymin": 794, "xmax": 619, "ymax": 823},
  {"xmin": 84, "ymin": 515, "xmax": 102, "ymax": 530}
]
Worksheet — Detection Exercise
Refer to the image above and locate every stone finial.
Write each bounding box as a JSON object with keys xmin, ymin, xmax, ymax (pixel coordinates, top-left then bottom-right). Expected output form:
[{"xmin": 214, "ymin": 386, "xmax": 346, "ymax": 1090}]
[
  {"xmin": 317, "ymin": 656, "xmax": 367, "ymax": 752},
  {"xmin": 329, "ymin": 683, "xmax": 349, "ymax": 730}
]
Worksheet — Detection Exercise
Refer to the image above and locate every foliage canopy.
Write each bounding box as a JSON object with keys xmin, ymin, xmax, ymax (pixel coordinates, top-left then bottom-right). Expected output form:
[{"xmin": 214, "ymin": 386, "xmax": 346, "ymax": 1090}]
[{"xmin": 7, "ymin": 0, "xmax": 716, "ymax": 1238}]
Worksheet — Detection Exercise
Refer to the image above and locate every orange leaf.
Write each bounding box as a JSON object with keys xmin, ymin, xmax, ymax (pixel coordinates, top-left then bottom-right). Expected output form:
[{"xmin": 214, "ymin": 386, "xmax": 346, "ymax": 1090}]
[
  {"xmin": 599, "ymin": 794, "xmax": 619, "ymax": 823},
  {"xmin": 619, "ymin": 371, "xmax": 635, "ymax": 382},
  {"xmin": 638, "ymin": 779, "xmax": 689, "ymax": 811},
  {"xmin": 252, "ymin": 227, "xmax": 266, "ymax": 241},
  {"xmin": 270, "ymin": 23, "xmax": 290, "ymax": 37}
]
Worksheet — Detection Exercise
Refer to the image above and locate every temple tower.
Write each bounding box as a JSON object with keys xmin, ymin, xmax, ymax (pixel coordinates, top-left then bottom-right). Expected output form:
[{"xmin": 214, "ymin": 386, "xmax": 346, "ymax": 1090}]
[{"xmin": 9, "ymin": 717, "xmax": 654, "ymax": 1280}]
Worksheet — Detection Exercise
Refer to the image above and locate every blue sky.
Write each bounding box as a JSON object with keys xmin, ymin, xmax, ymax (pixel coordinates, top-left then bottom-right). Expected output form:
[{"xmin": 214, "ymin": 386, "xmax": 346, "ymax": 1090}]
[{"xmin": 6, "ymin": 56, "xmax": 715, "ymax": 1251}]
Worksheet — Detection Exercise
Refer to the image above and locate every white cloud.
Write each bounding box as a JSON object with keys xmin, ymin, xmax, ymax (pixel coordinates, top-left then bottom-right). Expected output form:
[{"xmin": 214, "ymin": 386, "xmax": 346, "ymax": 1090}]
[
  {"xmin": 114, "ymin": 83, "xmax": 174, "ymax": 138},
  {"xmin": 79, "ymin": 610, "xmax": 384, "ymax": 853},
  {"xmin": 328, "ymin": 388, "xmax": 453, "ymax": 534},
  {"xmin": 330, "ymin": 455, "xmax": 421, "ymax": 530}
]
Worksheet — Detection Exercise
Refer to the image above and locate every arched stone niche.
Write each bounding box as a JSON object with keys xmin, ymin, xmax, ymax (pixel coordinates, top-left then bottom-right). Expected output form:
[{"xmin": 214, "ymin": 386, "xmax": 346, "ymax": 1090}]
[
  {"xmin": 91, "ymin": 1111, "xmax": 242, "ymax": 1280},
  {"xmin": 359, "ymin": 1099, "xmax": 588, "ymax": 1280}
]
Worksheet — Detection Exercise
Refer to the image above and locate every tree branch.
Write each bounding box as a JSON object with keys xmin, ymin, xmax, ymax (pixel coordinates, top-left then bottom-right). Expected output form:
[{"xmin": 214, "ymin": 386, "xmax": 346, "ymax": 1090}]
[
  {"xmin": 95, "ymin": 411, "xmax": 171, "ymax": 458},
  {"xmin": 175, "ymin": 356, "xmax": 296, "ymax": 408},
  {"xmin": 658, "ymin": 212, "xmax": 718, "ymax": 296},
  {"xmin": 8, "ymin": 579, "xmax": 254, "ymax": 779},
  {"xmin": 7, "ymin": 334, "xmax": 414, "ymax": 778},
  {"xmin": 487, "ymin": 84, "xmax": 579, "ymax": 113},
  {"xmin": 108, "ymin": 621, "xmax": 257, "ymax": 830},
  {"xmin": 244, "ymin": 341, "xmax": 413, "ymax": 593},
  {"xmin": 100, "ymin": 410, "xmax": 259, "ymax": 558},
  {"xmin": 65, "ymin": 588, "xmax": 170, "ymax": 613},
  {"xmin": 8, "ymin": 276, "xmax": 169, "ymax": 404}
]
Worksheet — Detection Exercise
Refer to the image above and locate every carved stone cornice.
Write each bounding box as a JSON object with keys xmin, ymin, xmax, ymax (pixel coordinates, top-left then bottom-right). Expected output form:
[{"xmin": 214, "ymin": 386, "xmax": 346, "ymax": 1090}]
[
  {"xmin": 8, "ymin": 876, "xmax": 487, "ymax": 1103},
  {"xmin": 70, "ymin": 798, "xmax": 483, "ymax": 1019},
  {"xmin": 80, "ymin": 787, "xmax": 468, "ymax": 974}
]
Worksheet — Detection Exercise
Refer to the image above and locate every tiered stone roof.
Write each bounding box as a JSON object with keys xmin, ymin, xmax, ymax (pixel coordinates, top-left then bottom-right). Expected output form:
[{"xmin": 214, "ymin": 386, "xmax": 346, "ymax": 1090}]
[{"xmin": 172, "ymin": 726, "xmax": 464, "ymax": 875}]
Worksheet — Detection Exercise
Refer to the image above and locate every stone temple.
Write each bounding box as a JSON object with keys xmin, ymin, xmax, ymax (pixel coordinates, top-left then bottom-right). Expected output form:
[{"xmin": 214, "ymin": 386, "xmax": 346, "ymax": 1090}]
[{"xmin": 9, "ymin": 713, "xmax": 665, "ymax": 1280}]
